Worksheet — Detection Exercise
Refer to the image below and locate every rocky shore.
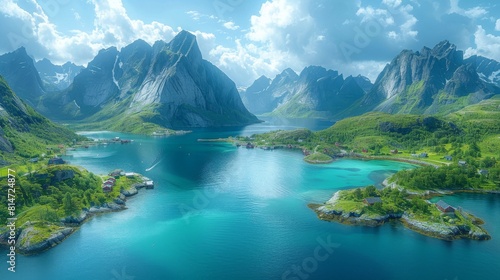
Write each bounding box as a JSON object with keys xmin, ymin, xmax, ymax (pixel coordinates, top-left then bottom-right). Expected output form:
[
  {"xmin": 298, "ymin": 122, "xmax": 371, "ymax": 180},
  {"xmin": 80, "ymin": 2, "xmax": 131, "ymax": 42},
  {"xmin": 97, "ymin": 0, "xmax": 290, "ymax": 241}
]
[
  {"xmin": 0, "ymin": 185, "xmax": 148, "ymax": 255},
  {"xmin": 310, "ymin": 201, "xmax": 491, "ymax": 241}
]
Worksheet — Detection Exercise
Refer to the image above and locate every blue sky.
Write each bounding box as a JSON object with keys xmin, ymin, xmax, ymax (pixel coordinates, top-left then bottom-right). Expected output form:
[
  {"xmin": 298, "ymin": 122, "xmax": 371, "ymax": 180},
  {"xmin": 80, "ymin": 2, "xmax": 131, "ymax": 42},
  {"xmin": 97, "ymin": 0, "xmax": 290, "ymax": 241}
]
[{"xmin": 0, "ymin": 0, "xmax": 499, "ymax": 86}]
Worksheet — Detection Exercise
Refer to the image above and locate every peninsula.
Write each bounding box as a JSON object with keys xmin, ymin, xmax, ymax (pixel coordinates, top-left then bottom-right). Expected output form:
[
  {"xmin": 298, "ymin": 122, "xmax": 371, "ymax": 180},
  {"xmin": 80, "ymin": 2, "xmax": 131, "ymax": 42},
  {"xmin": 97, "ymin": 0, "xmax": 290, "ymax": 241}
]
[{"xmin": 0, "ymin": 165, "xmax": 154, "ymax": 255}]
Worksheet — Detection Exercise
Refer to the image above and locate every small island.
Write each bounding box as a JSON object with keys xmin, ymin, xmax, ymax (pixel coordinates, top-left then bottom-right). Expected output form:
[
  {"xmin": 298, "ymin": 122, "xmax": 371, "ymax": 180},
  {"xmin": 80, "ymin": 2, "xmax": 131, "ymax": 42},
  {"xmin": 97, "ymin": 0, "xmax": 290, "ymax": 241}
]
[
  {"xmin": 310, "ymin": 185, "xmax": 491, "ymax": 241},
  {"xmin": 0, "ymin": 165, "xmax": 154, "ymax": 255}
]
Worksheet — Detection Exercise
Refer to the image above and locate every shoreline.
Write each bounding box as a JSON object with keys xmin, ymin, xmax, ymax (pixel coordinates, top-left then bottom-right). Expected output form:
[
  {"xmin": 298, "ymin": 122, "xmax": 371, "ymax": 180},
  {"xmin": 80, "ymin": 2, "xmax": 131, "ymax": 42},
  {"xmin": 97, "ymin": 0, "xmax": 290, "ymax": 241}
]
[{"xmin": 0, "ymin": 180, "xmax": 151, "ymax": 255}]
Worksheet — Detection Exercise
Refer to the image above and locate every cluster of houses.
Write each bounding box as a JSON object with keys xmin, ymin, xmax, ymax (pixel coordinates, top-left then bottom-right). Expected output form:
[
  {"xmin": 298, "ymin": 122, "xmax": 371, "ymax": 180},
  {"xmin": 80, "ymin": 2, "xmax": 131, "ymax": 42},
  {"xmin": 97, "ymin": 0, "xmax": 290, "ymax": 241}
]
[
  {"xmin": 102, "ymin": 177, "xmax": 116, "ymax": 192},
  {"xmin": 104, "ymin": 170, "xmax": 155, "ymax": 192}
]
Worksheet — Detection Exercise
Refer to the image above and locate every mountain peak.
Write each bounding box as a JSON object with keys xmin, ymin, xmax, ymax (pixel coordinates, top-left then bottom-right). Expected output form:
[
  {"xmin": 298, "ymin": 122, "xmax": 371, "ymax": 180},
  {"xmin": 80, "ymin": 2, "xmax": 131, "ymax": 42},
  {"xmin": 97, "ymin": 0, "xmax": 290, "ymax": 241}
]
[
  {"xmin": 168, "ymin": 30, "xmax": 202, "ymax": 61},
  {"xmin": 431, "ymin": 40, "xmax": 457, "ymax": 58}
]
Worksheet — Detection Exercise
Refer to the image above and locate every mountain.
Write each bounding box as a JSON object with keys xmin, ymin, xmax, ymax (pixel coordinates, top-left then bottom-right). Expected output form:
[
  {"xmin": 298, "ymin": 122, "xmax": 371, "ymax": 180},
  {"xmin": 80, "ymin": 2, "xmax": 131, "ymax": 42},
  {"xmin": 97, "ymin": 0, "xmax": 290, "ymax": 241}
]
[
  {"xmin": 0, "ymin": 76, "xmax": 82, "ymax": 163},
  {"xmin": 0, "ymin": 47, "xmax": 45, "ymax": 106},
  {"xmin": 465, "ymin": 55, "xmax": 500, "ymax": 87},
  {"xmin": 39, "ymin": 30, "xmax": 258, "ymax": 130},
  {"xmin": 35, "ymin": 59, "xmax": 83, "ymax": 91},
  {"xmin": 364, "ymin": 40, "xmax": 500, "ymax": 115},
  {"xmin": 240, "ymin": 67, "xmax": 372, "ymax": 118}
]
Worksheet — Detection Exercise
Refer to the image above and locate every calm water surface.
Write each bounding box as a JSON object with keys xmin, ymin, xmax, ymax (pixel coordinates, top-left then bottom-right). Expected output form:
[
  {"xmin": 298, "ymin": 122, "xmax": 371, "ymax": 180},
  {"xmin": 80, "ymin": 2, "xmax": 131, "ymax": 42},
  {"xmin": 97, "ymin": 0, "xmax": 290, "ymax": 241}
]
[{"xmin": 1, "ymin": 118, "xmax": 499, "ymax": 280}]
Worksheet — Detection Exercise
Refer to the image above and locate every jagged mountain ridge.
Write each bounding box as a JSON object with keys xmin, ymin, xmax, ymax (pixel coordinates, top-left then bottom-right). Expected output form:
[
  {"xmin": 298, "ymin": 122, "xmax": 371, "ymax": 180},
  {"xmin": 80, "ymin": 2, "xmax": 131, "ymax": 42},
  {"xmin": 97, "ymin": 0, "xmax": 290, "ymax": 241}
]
[
  {"xmin": 364, "ymin": 40, "xmax": 500, "ymax": 115},
  {"xmin": 39, "ymin": 30, "xmax": 258, "ymax": 128},
  {"xmin": 0, "ymin": 47, "xmax": 45, "ymax": 107},
  {"xmin": 241, "ymin": 40, "xmax": 499, "ymax": 120},
  {"xmin": 35, "ymin": 59, "xmax": 83, "ymax": 91},
  {"xmin": 466, "ymin": 55, "xmax": 500, "ymax": 87},
  {"xmin": 240, "ymin": 66, "xmax": 371, "ymax": 118}
]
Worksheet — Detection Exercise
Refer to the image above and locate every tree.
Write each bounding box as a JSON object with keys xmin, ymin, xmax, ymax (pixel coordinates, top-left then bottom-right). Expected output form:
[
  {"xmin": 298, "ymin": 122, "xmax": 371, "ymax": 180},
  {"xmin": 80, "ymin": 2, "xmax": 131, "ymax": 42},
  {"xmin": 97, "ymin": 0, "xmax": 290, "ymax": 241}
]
[
  {"xmin": 353, "ymin": 188, "xmax": 362, "ymax": 200},
  {"xmin": 364, "ymin": 185, "xmax": 377, "ymax": 197},
  {"xmin": 63, "ymin": 193, "xmax": 77, "ymax": 215}
]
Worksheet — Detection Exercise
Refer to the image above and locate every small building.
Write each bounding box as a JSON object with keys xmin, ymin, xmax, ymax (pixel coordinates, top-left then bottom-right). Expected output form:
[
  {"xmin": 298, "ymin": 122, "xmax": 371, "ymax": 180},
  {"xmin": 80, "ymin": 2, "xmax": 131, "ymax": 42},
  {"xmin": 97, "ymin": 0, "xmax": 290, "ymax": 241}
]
[
  {"xmin": 390, "ymin": 149, "xmax": 398, "ymax": 154},
  {"xmin": 436, "ymin": 200, "xmax": 455, "ymax": 213},
  {"xmin": 125, "ymin": 172, "xmax": 135, "ymax": 178},
  {"xmin": 102, "ymin": 182, "xmax": 113, "ymax": 192},
  {"xmin": 297, "ymin": 139, "xmax": 304, "ymax": 143},
  {"xmin": 145, "ymin": 180, "xmax": 154, "ymax": 189},
  {"xmin": 105, "ymin": 179, "xmax": 116, "ymax": 186},
  {"xmin": 29, "ymin": 157, "xmax": 39, "ymax": 163},
  {"xmin": 444, "ymin": 155, "xmax": 453, "ymax": 161},
  {"xmin": 364, "ymin": 197, "xmax": 382, "ymax": 205},
  {"xmin": 411, "ymin": 154, "xmax": 418, "ymax": 157},
  {"xmin": 48, "ymin": 157, "xmax": 65, "ymax": 165},
  {"xmin": 107, "ymin": 177, "xmax": 117, "ymax": 184},
  {"xmin": 362, "ymin": 149, "xmax": 368, "ymax": 153},
  {"xmin": 458, "ymin": 160, "xmax": 467, "ymax": 166},
  {"xmin": 246, "ymin": 143, "xmax": 255, "ymax": 149},
  {"xmin": 478, "ymin": 169, "xmax": 489, "ymax": 176},
  {"xmin": 109, "ymin": 169, "xmax": 123, "ymax": 177},
  {"xmin": 419, "ymin": 152, "xmax": 428, "ymax": 158}
]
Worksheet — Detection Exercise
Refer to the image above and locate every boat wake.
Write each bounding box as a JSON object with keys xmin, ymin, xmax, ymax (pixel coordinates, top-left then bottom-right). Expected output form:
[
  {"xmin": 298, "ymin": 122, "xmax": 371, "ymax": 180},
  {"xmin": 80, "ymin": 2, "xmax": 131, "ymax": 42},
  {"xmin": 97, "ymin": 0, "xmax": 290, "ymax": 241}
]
[
  {"xmin": 146, "ymin": 151, "xmax": 165, "ymax": 172},
  {"xmin": 145, "ymin": 159, "xmax": 162, "ymax": 172}
]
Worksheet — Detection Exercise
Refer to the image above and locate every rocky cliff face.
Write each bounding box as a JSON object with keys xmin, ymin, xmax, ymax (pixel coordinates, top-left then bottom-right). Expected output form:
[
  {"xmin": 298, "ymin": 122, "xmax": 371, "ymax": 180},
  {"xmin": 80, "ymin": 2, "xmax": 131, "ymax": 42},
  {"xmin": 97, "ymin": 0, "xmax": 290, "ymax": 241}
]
[
  {"xmin": 364, "ymin": 40, "xmax": 499, "ymax": 114},
  {"xmin": 42, "ymin": 30, "xmax": 258, "ymax": 128},
  {"xmin": 465, "ymin": 55, "xmax": 500, "ymax": 87},
  {"xmin": 35, "ymin": 59, "xmax": 83, "ymax": 91},
  {"xmin": 0, "ymin": 47, "xmax": 45, "ymax": 106},
  {"xmin": 240, "ymin": 66, "xmax": 370, "ymax": 119}
]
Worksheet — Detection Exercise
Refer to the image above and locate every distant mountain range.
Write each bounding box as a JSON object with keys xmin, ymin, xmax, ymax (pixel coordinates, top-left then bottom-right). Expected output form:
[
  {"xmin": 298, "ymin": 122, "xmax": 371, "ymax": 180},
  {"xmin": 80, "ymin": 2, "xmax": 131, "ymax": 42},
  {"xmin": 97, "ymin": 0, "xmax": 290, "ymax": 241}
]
[
  {"xmin": 240, "ymin": 67, "xmax": 372, "ymax": 119},
  {"xmin": 0, "ymin": 38, "xmax": 499, "ymax": 131},
  {"xmin": 241, "ymin": 40, "xmax": 500, "ymax": 119},
  {"xmin": 35, "ymin": 59, "xmax": 83, "ymax": 91},
  {"xmin": 0, "ymin": 31, "xmax": 258, "ymax": 131},
  {"xmin": 43, "ymin": 30, "xmax": 259, "ymax": 129}
]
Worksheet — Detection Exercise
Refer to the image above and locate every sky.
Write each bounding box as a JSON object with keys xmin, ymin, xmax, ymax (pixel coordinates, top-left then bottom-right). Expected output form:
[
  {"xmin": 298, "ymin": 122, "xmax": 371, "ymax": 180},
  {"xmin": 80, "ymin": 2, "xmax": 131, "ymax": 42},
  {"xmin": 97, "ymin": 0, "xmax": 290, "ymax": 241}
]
[{"xmin": 0, "ymin": 0, "xmax": 499, "ymax": 87}]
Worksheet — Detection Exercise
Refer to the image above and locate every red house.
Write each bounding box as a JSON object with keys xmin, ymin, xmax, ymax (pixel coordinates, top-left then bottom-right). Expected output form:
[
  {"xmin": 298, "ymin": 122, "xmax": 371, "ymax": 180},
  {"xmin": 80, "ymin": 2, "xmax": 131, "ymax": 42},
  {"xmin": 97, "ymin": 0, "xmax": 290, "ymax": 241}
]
[{"xmin": 436, "ymin": 200, "xmax": 455, "ymax": 213}]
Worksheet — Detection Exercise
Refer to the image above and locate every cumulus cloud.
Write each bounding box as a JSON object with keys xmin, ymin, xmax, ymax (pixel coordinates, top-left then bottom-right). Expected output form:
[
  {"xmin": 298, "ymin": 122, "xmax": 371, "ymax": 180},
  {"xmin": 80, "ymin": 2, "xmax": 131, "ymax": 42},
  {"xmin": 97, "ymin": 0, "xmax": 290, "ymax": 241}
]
[
  {"xmin": 465, "ymin": 25, "xmax": 500, "ymax": 61},
  {"xmin": 223, "ymin": 21, "xmax": 239, "ymax": 30},
  {"xmin": 0, "ymin": 0, "xmax": 177, "ymax": 65},
  {"xmin": 449, "ymin": 0, "xmax": 488, "ymax": 19},
  {"xmin": 496, "ymin": 19, "xmax": 500, "ymax": 31}
]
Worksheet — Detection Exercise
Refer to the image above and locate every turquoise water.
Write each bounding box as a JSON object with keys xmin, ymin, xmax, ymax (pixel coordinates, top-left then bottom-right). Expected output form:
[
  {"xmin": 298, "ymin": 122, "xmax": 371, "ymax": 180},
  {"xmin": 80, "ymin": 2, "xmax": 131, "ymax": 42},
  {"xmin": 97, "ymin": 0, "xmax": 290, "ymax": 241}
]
[{"xmin": 2, "ymin": 119, "xmax": 500, "ymax": 280}]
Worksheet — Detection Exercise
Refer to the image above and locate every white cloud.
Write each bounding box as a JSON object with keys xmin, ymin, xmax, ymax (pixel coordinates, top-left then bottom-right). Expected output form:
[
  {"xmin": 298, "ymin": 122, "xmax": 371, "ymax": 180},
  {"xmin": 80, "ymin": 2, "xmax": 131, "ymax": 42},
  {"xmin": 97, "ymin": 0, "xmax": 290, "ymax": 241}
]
[
  {"xmin": 465, "ymin": 25, "xmax": 500, "ymax": 61},
  {"xmin": 187, "ymin": 11, "xmax": 202, "ymax": 21},
  {"xmin": 223, "ymin": 21, "xmax": 239, "ymax": 30},
  {"xmin": 0, "ymin": 0, "xmax": 177, "ymax": 65},
  {"xmin": 496, "ymin": 19, "xmax": 500, "ymax": 31},
  {"xmin": 449, "ymin": 0, "xmax": 487, "ymax": 19},
  {"xmin": 382, "ymin": 0, "xmax": 402, "ymax": 9},
  {"xmin": 356, "ymin": 6, "xmax": 394, "ymax": 26}
]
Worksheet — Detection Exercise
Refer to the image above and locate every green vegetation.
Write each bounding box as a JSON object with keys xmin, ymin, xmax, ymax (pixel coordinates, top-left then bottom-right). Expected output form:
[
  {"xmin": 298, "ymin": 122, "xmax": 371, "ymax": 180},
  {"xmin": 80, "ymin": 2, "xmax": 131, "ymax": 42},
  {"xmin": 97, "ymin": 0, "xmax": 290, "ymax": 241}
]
[
  {"xmin": 0, "ymin": 165, "xmax": 102, "ymax": 222},
  {"xmin": 0, "ymin": 77, "xmax": 86, "ymax": 163},
  {"xmin": 391, "ymin": 163, "xmax": 499, "ymax": 191},
  {"xmin": 316, "ymin": 185, "xmax": 489, "ymax": 240},
  {"xmin": 304, "ymin": 152, "xmax": 333, "ymax": 163},
  {"xmin": 68, "ymin": 98, "xmax": 170, "ymax": 134}
]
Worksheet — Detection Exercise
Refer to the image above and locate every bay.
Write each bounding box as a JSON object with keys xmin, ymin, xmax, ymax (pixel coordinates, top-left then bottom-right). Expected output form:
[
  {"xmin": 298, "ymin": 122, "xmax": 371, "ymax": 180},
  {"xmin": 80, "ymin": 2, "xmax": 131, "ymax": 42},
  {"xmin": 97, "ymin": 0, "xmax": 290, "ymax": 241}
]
[{"xmin": 1, "ymin": 118, "xmax": 499, "ymax": 280}]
